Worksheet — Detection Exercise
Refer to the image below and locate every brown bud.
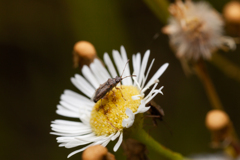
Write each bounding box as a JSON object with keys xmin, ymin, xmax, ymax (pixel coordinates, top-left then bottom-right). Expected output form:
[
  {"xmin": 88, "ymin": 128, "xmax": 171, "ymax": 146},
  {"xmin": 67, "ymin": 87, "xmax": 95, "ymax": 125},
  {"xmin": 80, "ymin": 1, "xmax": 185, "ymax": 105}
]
[
  {"xmin": 223, "ymin": 1, "xmax": 240, "ymax": 24},
  {"xmin": 73, "ymin": 41, "xmax": 97, "ymax": 68},
  {"xmin": 82, "ymin": 145, "xmax": 116, "ymax": 160},
  {"xmin": 206, "ymin": 110, "xmax": 230, "ymax": 131}
]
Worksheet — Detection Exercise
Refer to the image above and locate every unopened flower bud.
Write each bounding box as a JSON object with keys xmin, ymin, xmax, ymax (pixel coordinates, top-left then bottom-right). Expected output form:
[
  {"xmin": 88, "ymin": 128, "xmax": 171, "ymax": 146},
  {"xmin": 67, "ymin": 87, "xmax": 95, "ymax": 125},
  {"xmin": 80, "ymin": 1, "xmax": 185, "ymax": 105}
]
[
  {"xmin": 82, "ymin": 145, "xmax": 116, "ymax": 160},
  {"xmin": 206, "ymin": 110, "xmax": 230, "ymax": 131},
  {"xmin": 73, "ymin": 41, "xmax": 97, "ymax": 68},
  {"xmin": 223, "ymin": 1, "xmax": 240, "ymax": 24}
]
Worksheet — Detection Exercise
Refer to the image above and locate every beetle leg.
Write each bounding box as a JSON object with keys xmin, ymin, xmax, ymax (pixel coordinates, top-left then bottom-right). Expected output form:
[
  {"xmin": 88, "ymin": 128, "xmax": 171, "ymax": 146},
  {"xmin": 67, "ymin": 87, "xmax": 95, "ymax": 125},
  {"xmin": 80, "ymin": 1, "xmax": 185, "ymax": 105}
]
[
  {"xmin": 97, "ymin": 99, "xmax": 104, "ymax": 111},
  {"xmin": 111, "ymin": 90, "xmax": 118, "ymax": 107},
  {"xmin": 115, "ymin": 87, "xmax": 126, "ymax": 101},
  {"xmin": 108, "ymin": 121, "xmax": 119, "ymax": 131}
]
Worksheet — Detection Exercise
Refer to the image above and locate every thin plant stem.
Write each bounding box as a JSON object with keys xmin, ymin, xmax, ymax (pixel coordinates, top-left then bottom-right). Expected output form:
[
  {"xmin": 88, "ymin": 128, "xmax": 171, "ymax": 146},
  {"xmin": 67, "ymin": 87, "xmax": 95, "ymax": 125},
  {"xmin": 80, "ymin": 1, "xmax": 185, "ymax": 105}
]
[
  {"xmin": 194, "ymin": 60, "xmax": 223, "ymax": 110},
  {"xmin": 143, "ymin": 0, "xmax": 169, "ymax": 24},
  {"xmin": 132, "ymin": 127, "xmax": 184, "ymax": 160},
  {"xmin": 211, "ymin": 53, "xmax": 240, "ymax": 83},
  {"xmin": 194, "ymin": 60, "xmax": 240, "ymax": 157}
]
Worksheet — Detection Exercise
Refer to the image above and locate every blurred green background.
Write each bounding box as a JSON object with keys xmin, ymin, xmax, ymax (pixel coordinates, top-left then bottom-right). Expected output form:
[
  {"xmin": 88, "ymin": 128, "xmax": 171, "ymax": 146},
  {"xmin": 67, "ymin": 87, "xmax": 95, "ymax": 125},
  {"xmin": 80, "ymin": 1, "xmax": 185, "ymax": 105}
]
[{"xmin": 1, "ymin": 0, "xmax": 240, "ymax": 159}]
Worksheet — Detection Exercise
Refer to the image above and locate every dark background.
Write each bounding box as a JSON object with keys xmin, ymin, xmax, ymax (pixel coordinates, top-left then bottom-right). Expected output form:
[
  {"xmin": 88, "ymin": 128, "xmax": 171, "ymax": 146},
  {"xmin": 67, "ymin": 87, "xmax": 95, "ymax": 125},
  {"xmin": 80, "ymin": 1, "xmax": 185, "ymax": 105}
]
[{"xmin": 1, "ymin": 0, "xmax": 240, "ymax": 159}]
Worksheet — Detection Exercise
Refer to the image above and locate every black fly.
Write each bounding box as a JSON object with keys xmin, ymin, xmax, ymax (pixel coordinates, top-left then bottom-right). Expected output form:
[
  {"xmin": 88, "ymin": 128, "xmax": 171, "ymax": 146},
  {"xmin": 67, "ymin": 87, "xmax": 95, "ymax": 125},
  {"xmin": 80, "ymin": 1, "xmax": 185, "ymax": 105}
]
[
  {"xmin": 92, "ymin": 60, "xmax": 135, "ymax": 103},
  {"xmin": 146, "ymin": 100, "xmax": 165, "ymax": 126}
]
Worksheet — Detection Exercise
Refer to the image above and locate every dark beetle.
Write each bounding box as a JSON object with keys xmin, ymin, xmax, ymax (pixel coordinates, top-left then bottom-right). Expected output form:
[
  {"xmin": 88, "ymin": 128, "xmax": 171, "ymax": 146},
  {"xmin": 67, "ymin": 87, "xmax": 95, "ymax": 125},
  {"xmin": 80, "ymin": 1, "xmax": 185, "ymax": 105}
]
[
  {"xmin": 146, "ymin": 100, "xmax": 165, "ymax": 126},
  {"xmin": 92, "ymin": 77, "xmax": 123, "ymax": 103},
  {"xmin": 92, "ymin": 60, "xmax": 135, "ymax": 103}
]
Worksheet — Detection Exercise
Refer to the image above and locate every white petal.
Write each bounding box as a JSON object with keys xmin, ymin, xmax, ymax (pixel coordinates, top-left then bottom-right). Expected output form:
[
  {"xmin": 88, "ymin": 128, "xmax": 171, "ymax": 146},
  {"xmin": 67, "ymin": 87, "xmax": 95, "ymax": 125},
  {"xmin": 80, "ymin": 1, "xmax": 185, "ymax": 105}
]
[
  {"xmin": 67, "ymin": 140, "xmax": 104, "ymax": 158},
  {"xmin": 52, "ymin": 126, "xmax": 92, "ymax": 135},
  {"xmin": 143, "ymin": 82, "xmax": 159, "ymax": 100},
  {"xmin": 132, "ymin": 76, "xmax": 141, "ymax": 90},
  {"xmin": 63, "ymin": 90, "xmax": 94, "ymax": 105},
  {"xmin": 75, "ymin": 74, "xmax": 95, "ymax": 94},
  {"xmin": 104, "ymin": 53, "xmax": 117, "ymax": 78},
  {"xmin": 120, "ymin": 46, "xmax": 132, "ymax": 85},
  {"xmin": 56, "ymin": 133, "xmax": 95, "ymax": 143},
  {"xmin": 125, "ymin": 108, "xmax": 134, "ymax": 118},
  {"xmin": 71, "ymin": 76, "xmax": 93, "ymax": 98},
  {"xmin": 145, "ymin": 63, "xmax": 169, "ymax": 89},
  {"xmin": 101, "ymin": 139, "xmax": 111, "ymax": 147},
  {"xmin": 111, "ymin": 131, "xmax": 121, "ymax": 141},
  {"xmin": 138, "ymin": 50, "xmax": 150, "ymax": 88},
  {"xmin": 50, "ymin": 131, "xmax": 91, "ymax": 137},
  {"xmin": 122, "ymin": 108, "xmax": 135, "ymax": 128},
  {"xmin": 132, "ymin": 53, "xmax": 141, "ymax": 83},
  {"xmin": 65, "ymin": 139, "xmax": 91, "ymax": 148},
  {"xmin": 136, "ymin": 100, "xmax": 150, "ymax": 113},
  {"xmin": 82, "ymin": 65, "xmax": 100, "ymax": 89},
  {"xmin": 132, "ymin": 95, "xmax": 141, "ymax": 100},
  {"xmin": 51, "ymin": 123, "xmax": 88, "ymax": 131},
  {"xmin": 112, "ymin": 50, "xmax": 128, "ymax": 85},
  {"xmin": 79, "ymin": 114, "xmax": 90, "ymax": 126},
  {"xmin": 56, "ymin": 105, "xmax": 79, "ymax": 118},
  {"xmin": 113, "ymin": 132, "xmax": 123, "ymax": 152},
  {"xmin": 141, "ymin": 59, "xmax": 155, "ymax": 89},
  {"xmin": 94, "ymin": 58, "xmax": 111, "ymax": 79},
  {"xmin": 145, "ymin": 87, "xmax": 164, "ymax": 104},
  {"xmin": 52, "ymin": 119, "xmax": 82, "ymax": 126},
  {"xmin": 60, "ymin": 101, "xmax": 91, "ymax": 113},
  {"xmin": 90, "ymin": 62, "xmax": 107, "ymax": 84}
]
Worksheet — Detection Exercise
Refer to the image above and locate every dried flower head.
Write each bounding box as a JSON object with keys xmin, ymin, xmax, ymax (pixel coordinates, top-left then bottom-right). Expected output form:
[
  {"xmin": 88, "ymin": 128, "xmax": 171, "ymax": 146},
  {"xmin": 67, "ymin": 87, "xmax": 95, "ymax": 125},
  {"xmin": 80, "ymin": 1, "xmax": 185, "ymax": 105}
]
[
  {"xmin": 163, "ymin": 0, "xmax": 236, "ymax": 61},
  {"xmin": 51, "ymin": 46, "xmax": 168, "ymax": 158}
]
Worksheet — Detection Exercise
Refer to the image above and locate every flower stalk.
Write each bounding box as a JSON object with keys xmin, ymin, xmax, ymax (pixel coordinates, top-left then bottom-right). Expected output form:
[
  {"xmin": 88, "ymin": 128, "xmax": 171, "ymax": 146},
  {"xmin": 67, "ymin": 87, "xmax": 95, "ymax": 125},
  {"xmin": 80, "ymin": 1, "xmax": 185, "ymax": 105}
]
[
  {"xmin": 211, "ymin": 53, "xmax": 240, "ymax": 83},
  {"xmin": 132, "ymin": 127, "xmax": 184, "ymax": 160},
  {"xmin": 143, "ymin": 0, "xmax": 169, "ymax": 24},
  {"xmin": 193, "ymin": 61, "xmax": 223, "ymax": 110},
  {"xmin": 194, "ymin": 60, "xmax": 240, "ymax": 157}
]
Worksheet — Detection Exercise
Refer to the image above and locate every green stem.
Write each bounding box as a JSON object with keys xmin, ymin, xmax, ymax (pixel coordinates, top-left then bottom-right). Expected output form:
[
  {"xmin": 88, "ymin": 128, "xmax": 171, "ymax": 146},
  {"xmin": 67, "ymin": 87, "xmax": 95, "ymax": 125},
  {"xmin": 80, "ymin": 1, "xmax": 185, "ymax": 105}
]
[
  {"xmin": 211, "ymin": 53, "xmax": 240, "ymax": 83},
  {"xmin": 132, "ymin": 128, "xmax": 184, "ymax": 160},
  {"xmin": 143, "ymin": 0, "xmax": 170, "ymax": 24},
  {"xmin": 194, "ymin": 61, "xmax": 224, "ymax": 110}
]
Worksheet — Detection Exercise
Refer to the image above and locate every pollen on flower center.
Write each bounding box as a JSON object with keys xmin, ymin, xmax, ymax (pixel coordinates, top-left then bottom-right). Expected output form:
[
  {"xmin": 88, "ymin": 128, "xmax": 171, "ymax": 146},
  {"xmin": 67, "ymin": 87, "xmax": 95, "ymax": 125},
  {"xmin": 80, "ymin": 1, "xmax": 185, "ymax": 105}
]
[{"xmin": 90, "ymin": 85, "xmax": 141, "ymax": 136}]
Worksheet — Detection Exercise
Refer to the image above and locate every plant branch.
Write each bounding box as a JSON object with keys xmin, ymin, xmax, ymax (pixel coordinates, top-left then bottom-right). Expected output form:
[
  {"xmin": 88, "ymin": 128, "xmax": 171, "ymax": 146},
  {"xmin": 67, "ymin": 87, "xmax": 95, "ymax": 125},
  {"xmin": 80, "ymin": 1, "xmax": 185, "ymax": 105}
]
[{"xmin": 132, "ymin": 128, "xmax": 184, "ymax": 160}]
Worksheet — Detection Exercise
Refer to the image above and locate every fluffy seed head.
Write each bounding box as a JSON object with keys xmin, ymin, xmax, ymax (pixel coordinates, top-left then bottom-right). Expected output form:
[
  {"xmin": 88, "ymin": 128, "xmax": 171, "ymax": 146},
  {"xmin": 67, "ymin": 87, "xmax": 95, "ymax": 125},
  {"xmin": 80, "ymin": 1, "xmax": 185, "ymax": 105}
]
[{"xmin": 163, "ymin": 0, "xmax": 235, "ymax": 61}]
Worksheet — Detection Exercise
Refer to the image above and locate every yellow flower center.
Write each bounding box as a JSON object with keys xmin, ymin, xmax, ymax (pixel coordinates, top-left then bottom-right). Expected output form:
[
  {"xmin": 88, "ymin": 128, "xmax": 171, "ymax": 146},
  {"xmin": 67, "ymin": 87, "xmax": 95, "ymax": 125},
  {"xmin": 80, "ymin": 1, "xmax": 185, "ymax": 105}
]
[{"xmin": 90, "ymin": 85, "xmax": 141, "ymax": 136}]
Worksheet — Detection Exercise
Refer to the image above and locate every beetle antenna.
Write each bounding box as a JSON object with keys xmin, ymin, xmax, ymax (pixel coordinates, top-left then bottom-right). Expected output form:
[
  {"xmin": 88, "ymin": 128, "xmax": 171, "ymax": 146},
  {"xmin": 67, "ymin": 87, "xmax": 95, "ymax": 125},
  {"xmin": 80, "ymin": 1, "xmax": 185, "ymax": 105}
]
[
  {"xmin": 120, "ymin": 59, "xmax": 130, "ymax": 78},
  {"xmin": 122, "ymin": 75, "xmax": 136, "ymax": 79}
]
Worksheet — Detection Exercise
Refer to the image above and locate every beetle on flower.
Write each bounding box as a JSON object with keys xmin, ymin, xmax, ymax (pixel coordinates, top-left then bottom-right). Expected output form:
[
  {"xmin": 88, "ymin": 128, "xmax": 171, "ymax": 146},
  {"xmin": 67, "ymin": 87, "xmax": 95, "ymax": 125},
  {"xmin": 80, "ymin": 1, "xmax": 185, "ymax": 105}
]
[{"xmin": 50, "ymin": 46, "xmax": 168, "ymax": 158}]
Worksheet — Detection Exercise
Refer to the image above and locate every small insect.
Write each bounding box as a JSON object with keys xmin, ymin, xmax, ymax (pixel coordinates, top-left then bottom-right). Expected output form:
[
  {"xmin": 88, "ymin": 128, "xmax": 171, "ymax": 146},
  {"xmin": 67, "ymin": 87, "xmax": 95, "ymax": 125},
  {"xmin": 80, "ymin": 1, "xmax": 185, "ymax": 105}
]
[
  {"xmin": 92, "ymin": 60, "xmax": 135, "ymax": 103},
  {"xmin": 146, "ymin": 100, "xmax": 165, "ymax": 126}
]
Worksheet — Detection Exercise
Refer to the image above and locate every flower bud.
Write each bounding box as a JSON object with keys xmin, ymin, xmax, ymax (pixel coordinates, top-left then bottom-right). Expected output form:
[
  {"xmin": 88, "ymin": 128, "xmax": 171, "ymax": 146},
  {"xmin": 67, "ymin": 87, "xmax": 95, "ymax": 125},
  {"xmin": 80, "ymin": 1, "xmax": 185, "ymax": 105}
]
[
  {"xmin": 73, "ymin": 41, "xmax": 97, "ymax": 68},
  {"xmin": 82, "ymin": 145, "xmax": 116, "ymax": 160},
  {"xmin": 206, "ymin": 110, "xmax": 230, "ymax": 131},
  {"xmin": 223, "ymin": 1, "xmax": 240, "ymax": 24}
]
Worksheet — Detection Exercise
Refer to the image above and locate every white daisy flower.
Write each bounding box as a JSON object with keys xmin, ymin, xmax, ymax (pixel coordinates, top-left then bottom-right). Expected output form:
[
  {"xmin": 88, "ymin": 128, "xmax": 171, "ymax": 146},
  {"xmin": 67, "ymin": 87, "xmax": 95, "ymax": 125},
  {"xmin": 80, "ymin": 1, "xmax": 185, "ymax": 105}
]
[
  {"xmin": 50, "ymin": 46, "xmax": 168, "ymax": 158},
  {"xmin": 163, "ymin": 0, "xmax": 236, "ymax": 61}
]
